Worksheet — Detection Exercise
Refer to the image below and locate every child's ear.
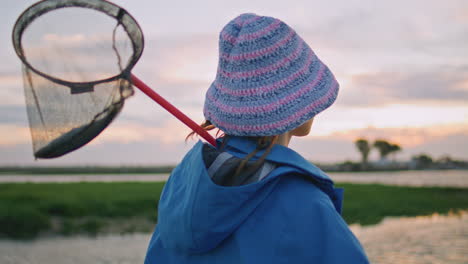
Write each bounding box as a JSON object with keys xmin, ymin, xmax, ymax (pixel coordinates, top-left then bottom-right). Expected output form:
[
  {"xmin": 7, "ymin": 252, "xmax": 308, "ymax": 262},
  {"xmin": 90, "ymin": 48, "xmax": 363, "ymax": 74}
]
[{"xmin": 291, "ymin": 118, "xmax": 314, "ymax": 137}]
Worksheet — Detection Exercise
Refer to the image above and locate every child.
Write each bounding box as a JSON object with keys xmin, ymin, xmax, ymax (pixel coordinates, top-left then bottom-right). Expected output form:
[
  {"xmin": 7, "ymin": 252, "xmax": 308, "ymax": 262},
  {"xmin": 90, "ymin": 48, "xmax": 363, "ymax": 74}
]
[{"xmin": 145, "ymin": 13, "xmax": 369, "ymax": 263}]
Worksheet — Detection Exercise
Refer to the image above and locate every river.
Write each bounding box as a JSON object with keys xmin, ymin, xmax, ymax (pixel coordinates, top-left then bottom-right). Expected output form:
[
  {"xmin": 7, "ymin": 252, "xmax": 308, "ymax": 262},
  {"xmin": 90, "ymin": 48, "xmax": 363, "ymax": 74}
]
[
  {"xmin": 1, "ymin": 169, "xmax": 467, "ymax": 187},
  {"xmin": 0, "ymin": 212, "xmax": 466, "ymax": 264}
]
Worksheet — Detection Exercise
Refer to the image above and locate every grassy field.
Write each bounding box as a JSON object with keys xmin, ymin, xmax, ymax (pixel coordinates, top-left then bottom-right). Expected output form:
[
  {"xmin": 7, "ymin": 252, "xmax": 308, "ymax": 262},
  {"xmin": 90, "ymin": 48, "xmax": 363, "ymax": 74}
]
[
  {"xmin": 338, "ymin": 184, "xmax": 468, "ymax": 225},
  {"xmin": 0, "ymin": 182, "xmax": 467, "ymax": 239}
]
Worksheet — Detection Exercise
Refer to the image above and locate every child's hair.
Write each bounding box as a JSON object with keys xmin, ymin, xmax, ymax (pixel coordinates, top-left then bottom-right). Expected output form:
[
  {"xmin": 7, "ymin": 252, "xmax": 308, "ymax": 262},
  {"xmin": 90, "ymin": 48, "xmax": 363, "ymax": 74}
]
[{"xmin": 187, "ymin": 120, "xmax": 278, "ymax": 178}]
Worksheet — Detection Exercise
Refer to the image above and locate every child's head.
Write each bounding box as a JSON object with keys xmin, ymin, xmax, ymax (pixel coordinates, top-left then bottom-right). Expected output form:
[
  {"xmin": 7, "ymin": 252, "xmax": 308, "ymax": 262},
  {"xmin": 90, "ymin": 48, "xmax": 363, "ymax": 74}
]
[{"xmin": 203, "ymin": 13, "xmax": 339, "ymax": 138}]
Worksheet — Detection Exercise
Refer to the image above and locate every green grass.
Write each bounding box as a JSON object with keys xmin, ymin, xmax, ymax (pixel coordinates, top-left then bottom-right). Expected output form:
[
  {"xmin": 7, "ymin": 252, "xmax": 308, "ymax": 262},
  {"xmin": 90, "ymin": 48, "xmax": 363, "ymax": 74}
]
[
  {"xmin": 0, "ymin": 182, "xmax": 165, "ymax": 239},
  {"xmin": 0, "ymin": 182, "xmax": 467, "ymax": 239},
  {"xmin": 338, "ymin": 184, "xmax": 468, "ymax": 225}
]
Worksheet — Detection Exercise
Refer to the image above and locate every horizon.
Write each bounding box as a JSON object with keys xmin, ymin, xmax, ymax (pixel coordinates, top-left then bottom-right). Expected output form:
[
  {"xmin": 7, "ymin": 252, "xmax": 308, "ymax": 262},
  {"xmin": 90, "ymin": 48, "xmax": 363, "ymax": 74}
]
[{"xmin": 1, "ymin": 0, "xmax": 467, "ymax": 166}]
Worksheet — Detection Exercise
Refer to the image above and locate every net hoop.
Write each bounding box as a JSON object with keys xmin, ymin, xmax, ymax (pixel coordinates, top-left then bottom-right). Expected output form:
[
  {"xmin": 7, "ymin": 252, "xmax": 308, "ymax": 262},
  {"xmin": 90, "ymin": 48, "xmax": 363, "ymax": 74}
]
[
  {"xmin": 12, "ymin": 0, "xmax": 217, "ymax": 159},
  {"xmin": 12, "ymin": 0, "xmax": 144, "ymax": 89}
]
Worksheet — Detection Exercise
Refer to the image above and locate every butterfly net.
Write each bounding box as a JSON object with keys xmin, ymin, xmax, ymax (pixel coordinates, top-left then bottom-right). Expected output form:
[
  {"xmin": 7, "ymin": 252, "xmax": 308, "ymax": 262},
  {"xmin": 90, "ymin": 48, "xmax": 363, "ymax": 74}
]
[{"xmin": 12, "ymin": 0, "xmax": 144, "ymax": 158}]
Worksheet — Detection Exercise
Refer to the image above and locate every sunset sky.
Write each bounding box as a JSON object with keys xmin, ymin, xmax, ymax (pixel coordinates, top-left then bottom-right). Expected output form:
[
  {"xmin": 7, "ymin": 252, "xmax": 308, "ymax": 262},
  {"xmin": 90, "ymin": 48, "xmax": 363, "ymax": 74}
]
[{"xmin": 1, "ymin": 0, "xmax": 467, "ymax": 166}]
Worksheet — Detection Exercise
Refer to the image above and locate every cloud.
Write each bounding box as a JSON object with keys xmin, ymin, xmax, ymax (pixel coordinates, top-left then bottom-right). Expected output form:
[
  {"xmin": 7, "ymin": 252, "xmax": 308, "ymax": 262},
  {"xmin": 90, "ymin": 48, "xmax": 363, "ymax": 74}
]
[
  {"xmin": 454, "ymin": 8, "xmax": 468, "ymax": 23},
  {"xmin": 0, "ymin": 124, "xmax": 30, "ymax": 146},
  {"xmin": 0, "ymin": 140, "xmax": 197, "ymax": 166},
  {"xmin": 22, "ymin": 44, "xmax": 132, "ymax": 82},
  {"xmin": 319, "ymin": 123, "xmax": 468, "ymax": 148},
  {"xmin": 3, "ymin": 0, "xmax": 468, "ymax": 165},
  {"xmin": 289, "ymin": 136, "xmax": 356, "ymax": 163},
  {"xmin": 137, "ymin": 34, "xmax": 218, "ymax": 83},
  {"xmin": 310, "ymin": 103, "xmax": 468, "ymax": 139},
  {"xmin": 0, "ymin": 119, "xmax": 200, "ymax": 165},
  {"xmin": 0, "ymin": 105, "xmax": 28, "ymax": 125},
  {"xmin": 290, "ymin": 124, "xmax": 468, "ymax": 163},
  {"xmin": 338, "ymin": 66, "xmax": 468, "ymax": 106},
  {"xmin": 408, "ymin": 132, "xmax": 468, "ymax": 160},
  {"xmin": 18, "ymin": 8, "xmax": 138, "ymax": 82},
  {"xmin": 1, "ymin": 119, "xmax": 467, "ymax": 165},
  {"xmin": 298, "ymin": 0, "xmax": 468, "ymax": 53},
  {"xmin": 0, "ymin": 73, "xmax": 25, "ymax": 106},
  {"xmin": 93, "ymin": 119, "xmax": 195, "ymax": 145}
]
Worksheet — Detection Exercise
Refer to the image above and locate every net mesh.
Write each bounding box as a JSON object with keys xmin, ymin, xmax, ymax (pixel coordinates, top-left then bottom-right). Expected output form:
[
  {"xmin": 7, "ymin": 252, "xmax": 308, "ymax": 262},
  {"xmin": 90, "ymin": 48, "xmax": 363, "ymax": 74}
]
[{"xmin": 13, "ymin": 0, "xmax": 144, "ymax": 158}]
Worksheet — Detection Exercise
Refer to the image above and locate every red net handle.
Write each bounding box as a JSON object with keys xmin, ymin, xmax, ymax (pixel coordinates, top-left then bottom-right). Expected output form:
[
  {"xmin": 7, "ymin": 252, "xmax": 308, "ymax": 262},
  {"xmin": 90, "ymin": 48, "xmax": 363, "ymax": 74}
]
[{"xmin": 130, "ymin": 74, "xmax": 217, "ymax": 147}]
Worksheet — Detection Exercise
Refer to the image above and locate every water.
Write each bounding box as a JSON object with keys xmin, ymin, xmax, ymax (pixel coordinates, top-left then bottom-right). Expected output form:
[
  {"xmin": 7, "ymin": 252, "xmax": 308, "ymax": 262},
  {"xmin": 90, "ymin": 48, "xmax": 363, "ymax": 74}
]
[
  {"xmin": 329, "ymin": 170, "xmax": 468, "ymax": 187},
  {"xmin": 354, "ymin": 212, "xmax": 468, "ymax": 264},
  {"xmin": 0, "ymin": 234, "xmax": 148, "ymax": 264},
  {"xmin": 1, "ymin": 212, "xmax": 466, "ymax": 264},
  {"xmin": 0, "ymin": 174, "xmax": 169, "ymax": 183},
  {"xmin": 1, "ymin": 169, "xmax": 467, "ymax": 187}
]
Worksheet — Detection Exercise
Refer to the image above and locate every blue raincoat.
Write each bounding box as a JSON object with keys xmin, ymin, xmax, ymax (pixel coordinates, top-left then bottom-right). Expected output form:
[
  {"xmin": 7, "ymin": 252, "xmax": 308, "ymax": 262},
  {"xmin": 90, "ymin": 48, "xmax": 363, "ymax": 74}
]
[{"xmin": 145, "ymin": 137, "xmax": 369, "ymax": 263}]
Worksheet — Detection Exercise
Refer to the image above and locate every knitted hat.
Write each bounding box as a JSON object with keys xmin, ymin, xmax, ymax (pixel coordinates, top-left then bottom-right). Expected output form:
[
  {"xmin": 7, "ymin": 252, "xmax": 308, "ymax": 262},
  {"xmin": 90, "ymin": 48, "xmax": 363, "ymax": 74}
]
[{"xmin": 203, "ymin": 13, "xmax": 339, "ymax": 136}]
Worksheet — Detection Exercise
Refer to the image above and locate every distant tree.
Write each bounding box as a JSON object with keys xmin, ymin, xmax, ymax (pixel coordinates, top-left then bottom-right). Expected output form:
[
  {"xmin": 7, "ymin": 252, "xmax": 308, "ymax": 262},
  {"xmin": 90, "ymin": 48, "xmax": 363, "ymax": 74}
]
[
  {"xmin": 436, "ymin": 155, "xmax": 455, "ymax": 169},
  {"xmin": 436, "ymin": 155, "xmax": 453, "ymax": 164},
  {"xmin": 388, "ymin": 143, "xmax": 402, "ymax": 161},
  {"xmin": 412, "ymin": 153, "xmax": 433, "ymax": 168},
  {"xmin": 355, "ymin": 138, "xmax": 371, "ymax": 170},
  {"xmin": 373, "ymin": 140, "xmax": 393, "ymax": 161},
  {"xmin": 339, "ymin": 160, "xmax": 361, "ymax": 172}
]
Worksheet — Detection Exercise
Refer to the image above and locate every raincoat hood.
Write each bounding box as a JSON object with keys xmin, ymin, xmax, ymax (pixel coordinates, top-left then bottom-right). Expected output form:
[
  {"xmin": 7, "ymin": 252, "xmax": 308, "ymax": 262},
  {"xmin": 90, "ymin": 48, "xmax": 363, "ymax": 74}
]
[{"xmin": 156, "ymin": 137, "xmax": 343, "ymax": 254}]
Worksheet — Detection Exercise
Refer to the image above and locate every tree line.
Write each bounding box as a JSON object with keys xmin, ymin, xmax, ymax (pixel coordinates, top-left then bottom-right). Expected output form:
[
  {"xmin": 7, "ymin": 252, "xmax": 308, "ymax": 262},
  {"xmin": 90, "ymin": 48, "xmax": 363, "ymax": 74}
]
[{"xmin": 354, "ymin": 138, "xmax": 401, "ymax": 169}]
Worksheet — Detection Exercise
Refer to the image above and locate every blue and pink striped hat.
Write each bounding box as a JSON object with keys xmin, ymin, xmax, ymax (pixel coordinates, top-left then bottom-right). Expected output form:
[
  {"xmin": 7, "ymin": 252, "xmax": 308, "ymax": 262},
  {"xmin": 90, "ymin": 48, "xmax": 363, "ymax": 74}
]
[{"xmin": 204, "ymin": 13, "xmax": 339, "ymax": 136}]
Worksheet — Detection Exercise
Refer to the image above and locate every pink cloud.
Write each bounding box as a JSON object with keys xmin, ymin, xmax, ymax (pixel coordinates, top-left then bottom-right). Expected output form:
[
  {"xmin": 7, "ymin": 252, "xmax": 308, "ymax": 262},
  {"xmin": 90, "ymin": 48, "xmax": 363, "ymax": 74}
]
[{"xmin": 318, "ymin": 123, "xmax": 468, "ymax": 148}]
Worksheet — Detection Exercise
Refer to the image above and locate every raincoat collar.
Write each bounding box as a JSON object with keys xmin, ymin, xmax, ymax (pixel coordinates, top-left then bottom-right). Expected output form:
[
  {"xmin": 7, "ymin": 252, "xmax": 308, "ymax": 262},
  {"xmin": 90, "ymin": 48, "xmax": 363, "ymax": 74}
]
[
  {"xmin": 220, "ymin": 136, "xmax": 332, "ymax": 182},
  {"xmin": 219, "ymin": 136, "xmax": 344, "ymax": 213}
]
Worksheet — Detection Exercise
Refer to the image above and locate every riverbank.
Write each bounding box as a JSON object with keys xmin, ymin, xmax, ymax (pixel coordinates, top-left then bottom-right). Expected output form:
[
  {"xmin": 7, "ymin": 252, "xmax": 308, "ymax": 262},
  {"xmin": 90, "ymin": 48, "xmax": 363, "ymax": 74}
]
[
  {"xmin": 1, "ymin": 212, "xmax": 466, "ymax": 264},
  {"xmin": 2, "ymin": 165, "xmax": 467, "ymax": 175},
  {"xmin": 1, "ymin": 182, "xmax": 467, "ymax": 239},
  {"xmin": 2, "ymin": 169, "xmax": 466, "ymax": 187},
  {"xmin": 0, "ymin": 166, "xmax": 175, "ymax": 175}
]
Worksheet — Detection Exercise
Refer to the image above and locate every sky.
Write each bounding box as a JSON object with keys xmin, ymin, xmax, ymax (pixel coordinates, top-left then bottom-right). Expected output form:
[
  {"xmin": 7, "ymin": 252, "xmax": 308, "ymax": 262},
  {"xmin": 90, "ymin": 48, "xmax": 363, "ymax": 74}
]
[{"xmin": 1, "ymin": 0, "xmax": 467, "ymax": 166}]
